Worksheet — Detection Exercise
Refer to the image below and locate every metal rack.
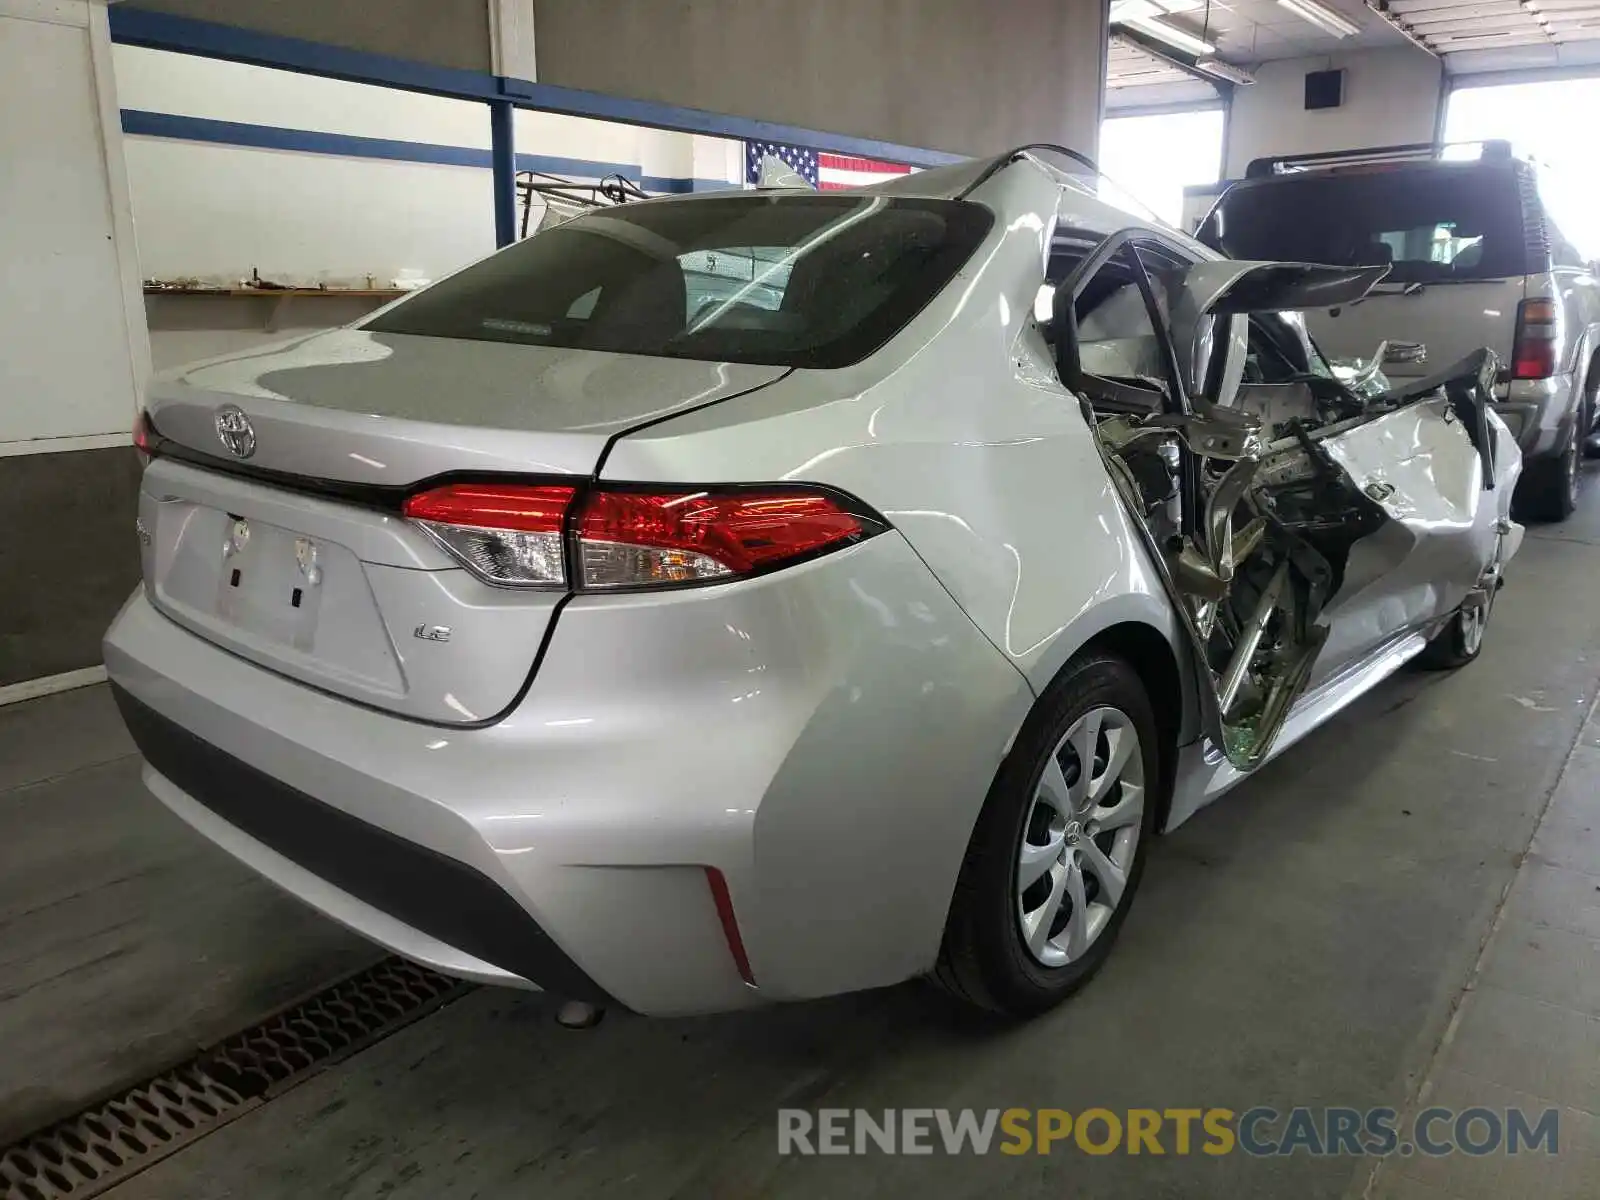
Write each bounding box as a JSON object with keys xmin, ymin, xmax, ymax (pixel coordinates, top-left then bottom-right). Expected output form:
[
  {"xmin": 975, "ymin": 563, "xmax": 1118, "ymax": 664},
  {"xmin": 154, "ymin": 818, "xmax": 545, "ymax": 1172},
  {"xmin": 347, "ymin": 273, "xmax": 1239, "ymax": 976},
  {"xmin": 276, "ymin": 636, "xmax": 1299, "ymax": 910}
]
[
  {"xmin": 1244, "ymin": 140, "xmax": 1516, "ymax": 178},
  {"xmin": 515, "ymin": 170, "xmax": 649, "ymax": 238}
]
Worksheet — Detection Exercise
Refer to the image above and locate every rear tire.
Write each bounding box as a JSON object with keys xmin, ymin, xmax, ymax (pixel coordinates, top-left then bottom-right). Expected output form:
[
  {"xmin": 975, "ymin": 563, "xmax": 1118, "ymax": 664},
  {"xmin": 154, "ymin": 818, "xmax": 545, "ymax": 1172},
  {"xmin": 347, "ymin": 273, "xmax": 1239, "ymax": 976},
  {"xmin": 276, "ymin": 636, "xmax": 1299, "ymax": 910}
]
[
  {"xmin": 933, "ymin": 652, "xmax": 1162, "ymax": 1018},
  {"xmin": 1583, "ymin": 372, "xmax": 1600, "ymax": 459},
  {"xmin": 1518, "ymin": 420, "xmax": 1580, "ymax": 522}
]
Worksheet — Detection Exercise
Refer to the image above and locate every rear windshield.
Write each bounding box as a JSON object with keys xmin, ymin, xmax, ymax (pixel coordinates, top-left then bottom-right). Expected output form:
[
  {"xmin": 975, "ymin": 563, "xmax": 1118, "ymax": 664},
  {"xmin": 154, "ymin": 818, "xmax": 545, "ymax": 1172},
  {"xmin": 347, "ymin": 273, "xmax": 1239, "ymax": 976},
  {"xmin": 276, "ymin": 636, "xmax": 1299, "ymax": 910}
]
[
  {"xmin": 367, "ymin": 194, "xmax": 993, "ymax": 369},
  {"xmin": 1205, "ymin": 166, "xmax": 1531, "ymax": 283}
]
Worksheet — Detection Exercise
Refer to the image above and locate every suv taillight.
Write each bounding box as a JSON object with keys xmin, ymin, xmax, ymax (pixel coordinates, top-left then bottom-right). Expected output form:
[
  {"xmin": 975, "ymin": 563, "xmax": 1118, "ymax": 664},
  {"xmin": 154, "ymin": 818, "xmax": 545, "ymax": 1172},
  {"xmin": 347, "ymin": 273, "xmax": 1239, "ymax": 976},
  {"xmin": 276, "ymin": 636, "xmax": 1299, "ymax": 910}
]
[
  {"xmin": 1510, "ymin": 298, "xmax": 1559, "ymax": 380},
  {"xmin": 402, "ymin": 482, "xmax": 884, "ymax": 590}
]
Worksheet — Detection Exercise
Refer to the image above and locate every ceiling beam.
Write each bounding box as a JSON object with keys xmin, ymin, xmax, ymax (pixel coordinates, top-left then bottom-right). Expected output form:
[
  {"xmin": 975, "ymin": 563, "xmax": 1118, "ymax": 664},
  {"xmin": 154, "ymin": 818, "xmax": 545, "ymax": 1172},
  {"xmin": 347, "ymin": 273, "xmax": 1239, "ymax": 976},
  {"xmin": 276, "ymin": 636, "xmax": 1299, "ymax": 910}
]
[
  {"xmin": 1387, "ymin": 1, "xmax": 1526, "ymax": 15},
  {"xmin": 1364, "ymin": 0, "xmax": 1443, "ymax": 54},
  {"xmin": 1429, "ymin": 27, "xmax": 1555, "ymax": 42},
  {"xmin": 1407, "ymin": 11, "xmax": 1540, "ymax": 28}
]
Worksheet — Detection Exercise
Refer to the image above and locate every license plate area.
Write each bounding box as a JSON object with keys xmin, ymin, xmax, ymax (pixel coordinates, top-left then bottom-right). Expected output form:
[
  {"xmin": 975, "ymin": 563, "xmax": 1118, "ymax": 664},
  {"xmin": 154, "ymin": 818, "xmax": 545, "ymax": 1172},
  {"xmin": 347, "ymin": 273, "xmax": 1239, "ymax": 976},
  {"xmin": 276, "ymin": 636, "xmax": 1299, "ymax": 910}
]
[
  {"xmin": 215, "ymin": 517, "xmax": 327, "ymax": 650},
  {"xmin": 138, "ymin": 462, "xmax": 560, "ymax": 721}
]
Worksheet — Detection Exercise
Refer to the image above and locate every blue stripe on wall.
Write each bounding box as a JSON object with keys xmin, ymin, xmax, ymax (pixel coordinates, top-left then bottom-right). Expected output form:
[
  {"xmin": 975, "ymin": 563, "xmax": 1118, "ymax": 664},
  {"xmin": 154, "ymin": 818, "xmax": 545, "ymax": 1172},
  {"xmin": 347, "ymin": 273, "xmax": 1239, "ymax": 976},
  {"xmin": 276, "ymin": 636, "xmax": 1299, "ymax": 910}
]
[
  {"xmin": 109, "ymin": 7, "xmax": 501, "ymax": 102},
  {"xmin": 121, "ymin": 110, "xmax": 495, "ymax": 168},
  {"xmin": 119, "ymin": 109, "xmax": 734, "ymax": 192},
  {"xmin": 108, "ymin": 6, "xmax": 965, "ymax": 170}
]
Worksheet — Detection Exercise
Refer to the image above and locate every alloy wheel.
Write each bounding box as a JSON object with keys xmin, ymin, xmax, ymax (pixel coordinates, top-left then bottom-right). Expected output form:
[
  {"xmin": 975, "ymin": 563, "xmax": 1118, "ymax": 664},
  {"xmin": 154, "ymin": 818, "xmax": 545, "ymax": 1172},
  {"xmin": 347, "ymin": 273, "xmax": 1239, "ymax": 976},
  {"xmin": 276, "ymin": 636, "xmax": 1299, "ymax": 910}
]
[
  {"xmin": 1459, "ymin": 591, "xmax": 1491, "ymax": 658},
  {"xmin": 1016, "ymin": 706, "xmax": 1145, "ymax": 968}
]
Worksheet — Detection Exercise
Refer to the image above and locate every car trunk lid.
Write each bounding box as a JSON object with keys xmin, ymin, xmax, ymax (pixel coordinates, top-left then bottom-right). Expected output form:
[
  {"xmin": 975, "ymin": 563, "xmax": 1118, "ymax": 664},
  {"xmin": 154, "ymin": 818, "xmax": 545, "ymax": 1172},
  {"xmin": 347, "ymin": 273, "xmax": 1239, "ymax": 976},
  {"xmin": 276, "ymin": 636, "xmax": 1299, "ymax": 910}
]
[{"xmin": 139, "ymin": 329, "xmax": 787, "ymax": 724}]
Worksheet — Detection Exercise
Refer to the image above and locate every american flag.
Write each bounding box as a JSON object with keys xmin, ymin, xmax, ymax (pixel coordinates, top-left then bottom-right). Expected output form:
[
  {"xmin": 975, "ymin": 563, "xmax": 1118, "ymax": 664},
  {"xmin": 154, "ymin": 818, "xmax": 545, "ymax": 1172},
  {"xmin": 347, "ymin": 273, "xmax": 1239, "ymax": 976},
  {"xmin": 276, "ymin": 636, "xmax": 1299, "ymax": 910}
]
[{"xmin": 745, "ymin": 141, "xmax": 912, "ymax": 191}]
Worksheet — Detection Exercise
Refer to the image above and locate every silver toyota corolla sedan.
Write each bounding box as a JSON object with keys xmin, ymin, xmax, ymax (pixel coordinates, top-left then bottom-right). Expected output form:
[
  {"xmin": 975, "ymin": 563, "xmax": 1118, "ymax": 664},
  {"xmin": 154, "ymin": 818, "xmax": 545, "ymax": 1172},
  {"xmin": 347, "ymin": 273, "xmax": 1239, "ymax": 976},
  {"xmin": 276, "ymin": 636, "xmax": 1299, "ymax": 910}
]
[{"xmin": 107, "ymin": 147, "xmax": 1522, "ymax": 1018}]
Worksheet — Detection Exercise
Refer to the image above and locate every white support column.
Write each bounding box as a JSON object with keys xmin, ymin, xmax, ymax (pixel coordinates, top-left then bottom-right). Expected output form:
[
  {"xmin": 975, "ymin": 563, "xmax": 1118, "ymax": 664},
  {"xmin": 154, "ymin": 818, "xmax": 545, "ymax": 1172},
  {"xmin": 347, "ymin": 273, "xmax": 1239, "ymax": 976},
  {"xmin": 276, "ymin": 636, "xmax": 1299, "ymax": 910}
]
[
  {"xmin": 0, "ymin": 0, "xmax": 148, "ymax": 450},
  {"xmin": 89, "ymin": 0, "xmax": 152, "ymax": 410},
  {"xmin": 0, "ymin": 0, "xmax": 150, "ymax": 689},
  {"xmin": 487, "ymin": 0, "xmax": 537, "ymax": 81}
]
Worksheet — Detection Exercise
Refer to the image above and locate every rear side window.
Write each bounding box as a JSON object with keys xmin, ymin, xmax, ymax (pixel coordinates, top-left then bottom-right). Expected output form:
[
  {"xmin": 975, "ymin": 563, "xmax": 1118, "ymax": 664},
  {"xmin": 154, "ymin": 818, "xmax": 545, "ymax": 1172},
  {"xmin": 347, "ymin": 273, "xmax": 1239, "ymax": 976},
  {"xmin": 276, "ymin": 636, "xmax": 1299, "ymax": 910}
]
[
  {"xmin": 1205, "ymin": 166, "xmax": 1532, "ymax": 283},
  {"xmin": 367, "ymin": 195, "xmax": 993, "ymax": 369}
]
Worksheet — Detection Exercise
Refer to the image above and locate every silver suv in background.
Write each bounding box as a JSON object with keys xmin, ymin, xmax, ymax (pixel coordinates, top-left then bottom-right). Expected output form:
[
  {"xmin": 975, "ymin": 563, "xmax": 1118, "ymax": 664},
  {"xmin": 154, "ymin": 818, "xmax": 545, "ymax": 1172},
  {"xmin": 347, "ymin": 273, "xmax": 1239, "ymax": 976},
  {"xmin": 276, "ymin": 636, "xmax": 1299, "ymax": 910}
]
[{"xmin": 1198, "ymin": 140, "xmax": 1600, "ymax": 520}]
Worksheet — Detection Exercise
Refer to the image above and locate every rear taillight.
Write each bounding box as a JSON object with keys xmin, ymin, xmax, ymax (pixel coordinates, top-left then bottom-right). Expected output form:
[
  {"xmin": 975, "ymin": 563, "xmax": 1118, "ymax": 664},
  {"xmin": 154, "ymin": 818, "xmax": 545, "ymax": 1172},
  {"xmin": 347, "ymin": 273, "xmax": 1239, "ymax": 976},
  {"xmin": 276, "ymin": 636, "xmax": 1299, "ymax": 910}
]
[
  {"xmin": 402, "ymin": 482, "xmax": 883, "ymax": 590},
  {"xmin": 1510, "ymin": 298, "xmax": 1559, "ymax": 380},
  {"xmin": 404, "ymin": 483, "xmax": 576, "ymax": 587},
  {"xmin": 132, "ymin": 410, "xmax": 160, "ymax": 460},
  {"xmin": 576, "ymin": 489, "xmax": 872, "ymax": 589}
]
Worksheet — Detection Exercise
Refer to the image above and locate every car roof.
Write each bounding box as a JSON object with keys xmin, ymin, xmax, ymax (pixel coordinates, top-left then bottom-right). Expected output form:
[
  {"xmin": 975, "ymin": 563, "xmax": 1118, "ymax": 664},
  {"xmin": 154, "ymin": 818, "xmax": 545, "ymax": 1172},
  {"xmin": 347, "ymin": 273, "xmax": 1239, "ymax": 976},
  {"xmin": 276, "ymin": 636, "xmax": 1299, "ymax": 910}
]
[{"xmin": 598, "ymin": 148, "xmax": 1202, "ymax": 255}]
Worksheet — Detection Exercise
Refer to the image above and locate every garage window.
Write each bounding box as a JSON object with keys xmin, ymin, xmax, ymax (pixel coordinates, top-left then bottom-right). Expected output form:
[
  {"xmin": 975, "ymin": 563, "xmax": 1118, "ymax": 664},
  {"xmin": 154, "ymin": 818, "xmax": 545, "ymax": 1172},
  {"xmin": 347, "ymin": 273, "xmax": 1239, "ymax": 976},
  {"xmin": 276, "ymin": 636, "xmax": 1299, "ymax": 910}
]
[
  {"xmin": 1099, "ymin": 109, "xmax": 1225, "ymax": 227},
  {"xmin": 1444, "ymin": 78, "xmax": 1600, "ymax": 262}
]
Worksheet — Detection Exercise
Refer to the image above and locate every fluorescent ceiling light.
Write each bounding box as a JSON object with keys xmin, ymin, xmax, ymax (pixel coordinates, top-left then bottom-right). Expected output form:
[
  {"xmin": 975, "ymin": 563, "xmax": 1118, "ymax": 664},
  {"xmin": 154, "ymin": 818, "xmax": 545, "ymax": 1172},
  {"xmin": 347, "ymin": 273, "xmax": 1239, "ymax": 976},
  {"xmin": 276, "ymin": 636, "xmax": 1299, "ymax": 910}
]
[
  {"xmin": 1276, "ymin": 0, "xmax": 1360, "ymax": 37},
  {"xmin": 1196, "ymin": 58, "xmax": 1257, "ymax": 85},
  {"xmin": 1125, "ymin": 14, "xmax": 1217, "ymax": 55}
]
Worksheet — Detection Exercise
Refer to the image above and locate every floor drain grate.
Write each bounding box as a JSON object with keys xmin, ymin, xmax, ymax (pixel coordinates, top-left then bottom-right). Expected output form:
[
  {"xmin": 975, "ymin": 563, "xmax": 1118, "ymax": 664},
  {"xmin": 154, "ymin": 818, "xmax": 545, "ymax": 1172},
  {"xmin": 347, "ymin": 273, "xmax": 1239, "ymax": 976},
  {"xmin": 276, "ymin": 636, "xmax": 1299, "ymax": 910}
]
[{"xmin": 0, "ymin": 958, "xmax": 472, "ymax": 1200}]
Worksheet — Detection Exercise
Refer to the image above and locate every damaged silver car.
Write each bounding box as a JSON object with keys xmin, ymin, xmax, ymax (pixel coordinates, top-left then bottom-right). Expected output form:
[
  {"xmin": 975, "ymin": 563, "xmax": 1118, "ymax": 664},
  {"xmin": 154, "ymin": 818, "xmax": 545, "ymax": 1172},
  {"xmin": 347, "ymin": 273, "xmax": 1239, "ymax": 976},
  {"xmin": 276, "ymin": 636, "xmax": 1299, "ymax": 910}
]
[
  {"xmin": 106, "ymin": 147, "xmax": 1525, "ymax": 1019},
  {"xmin": 1060, "ymin": 236, "xmax": 1520, "ymax": 788}
]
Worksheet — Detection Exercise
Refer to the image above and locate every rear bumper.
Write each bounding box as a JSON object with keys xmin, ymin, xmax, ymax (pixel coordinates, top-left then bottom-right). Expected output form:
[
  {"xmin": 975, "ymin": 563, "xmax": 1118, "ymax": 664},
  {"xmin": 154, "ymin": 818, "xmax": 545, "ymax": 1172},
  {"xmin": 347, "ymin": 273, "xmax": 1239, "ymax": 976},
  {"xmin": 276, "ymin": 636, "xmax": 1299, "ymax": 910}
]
[
  {"xmin": 104, "ymin": 532, "xmax": 1032, "ymax": 1015},
  {"xmin": 113, "ymin": 684, "xmax": 607, "ymax": 998},
  {"xmin": 1495, "ymin": 374, "xmax": 1576, "ymax": 458}
]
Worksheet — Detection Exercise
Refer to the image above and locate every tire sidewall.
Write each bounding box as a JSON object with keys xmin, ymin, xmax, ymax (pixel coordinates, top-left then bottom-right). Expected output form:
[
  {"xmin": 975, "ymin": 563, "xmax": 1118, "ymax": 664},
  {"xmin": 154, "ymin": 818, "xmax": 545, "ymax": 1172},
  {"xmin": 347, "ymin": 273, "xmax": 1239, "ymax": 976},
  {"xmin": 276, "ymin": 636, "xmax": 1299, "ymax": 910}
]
[
  {"xmin": 1563, "ymin": 417, "xmax": 1581, "ymax": 513},
  {"xmin": 1448, "ymin": 605, "xmax": 1485, "ymax": 665},
  {"xmin": 958, "ymin": 654, "xmax": 1162, "ymax": 1013}
]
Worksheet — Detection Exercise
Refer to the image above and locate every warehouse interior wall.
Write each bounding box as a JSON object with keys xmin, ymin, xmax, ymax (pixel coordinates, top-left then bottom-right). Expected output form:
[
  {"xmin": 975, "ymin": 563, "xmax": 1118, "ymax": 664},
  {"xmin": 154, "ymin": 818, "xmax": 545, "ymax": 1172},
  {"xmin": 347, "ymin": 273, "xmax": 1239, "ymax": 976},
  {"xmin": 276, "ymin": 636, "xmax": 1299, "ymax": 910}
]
[
  {"xmin": 115, "ymin": 46, "xmax": 746, "ymax": 371},
  {"xmin": 123, "ymin": 0, "xmax": 493, "ymax": 72},
  {"xmin": 6, "ymin": 0, "xmax": 1109, "ymax": 692},
  {"xmin": 1223, "ymin": 45, "xmax": 1443, "ymax": 178},
  {"xmin": 529, "ymin": 0, "xmax": 1109, "ymax": 158},
  {"xmin": 119, "ymin": 48, "xmax": 498, "ymax": 291},
  {"xmin": 119, "ymin": 0, "xmax": 1109, "ymax": 158},
  {"xmin": 0, "ymin": 0, "xmax": 147, "ymax": 692}
]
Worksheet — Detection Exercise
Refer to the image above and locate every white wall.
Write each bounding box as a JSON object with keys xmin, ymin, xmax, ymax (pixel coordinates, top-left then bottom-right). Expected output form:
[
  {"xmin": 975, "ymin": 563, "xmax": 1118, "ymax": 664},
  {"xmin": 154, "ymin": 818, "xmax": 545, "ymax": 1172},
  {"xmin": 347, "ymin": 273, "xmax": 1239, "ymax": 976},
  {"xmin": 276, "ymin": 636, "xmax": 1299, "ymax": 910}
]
[
  {"xmin": 125, "ymin": 140, "xmax": 499, "ymax": 288},
  {"xmin": 1, "ymin": 0, "xmax": 146, "ymax": 450},
  {"xmin": 1224, "ymin": 46, "xmax": 1443, "ymax": 179},
  {"xmin": 115, "ymin": 43, "xmax": 493, "ymax": 145},
  {"xmin": 113, "ymin": 45, "xmax": 744, "ymax": 289}
]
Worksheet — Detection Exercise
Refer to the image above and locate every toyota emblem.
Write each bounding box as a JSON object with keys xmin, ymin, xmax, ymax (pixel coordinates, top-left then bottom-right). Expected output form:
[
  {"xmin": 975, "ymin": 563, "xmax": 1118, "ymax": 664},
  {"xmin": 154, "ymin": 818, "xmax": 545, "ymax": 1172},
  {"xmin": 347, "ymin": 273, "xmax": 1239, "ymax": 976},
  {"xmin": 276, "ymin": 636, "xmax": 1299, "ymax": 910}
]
[{"xmin": 215, "ymin": 405, "xmax": 256, "ymax": 459}]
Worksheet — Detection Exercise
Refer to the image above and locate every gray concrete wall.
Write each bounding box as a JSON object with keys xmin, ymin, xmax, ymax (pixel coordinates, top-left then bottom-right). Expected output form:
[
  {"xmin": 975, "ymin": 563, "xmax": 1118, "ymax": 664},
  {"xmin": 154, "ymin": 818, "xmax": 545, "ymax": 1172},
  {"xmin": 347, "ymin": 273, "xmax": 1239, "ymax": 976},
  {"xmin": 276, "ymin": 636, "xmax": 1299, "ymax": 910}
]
[
  {"xmin": 131, "ymin": 0, "xmax": 1110, "ymax": 157},
  {"xmin": 0, "ymin": 449, "xmax": 141, "ymax": 687},
  {"xmin": 130, "ymin": 0, "xmax": 493, "ymax": 73},
  {"xmin": 0, "ymin": 292, "xmax": 391, "ymax": 689},
  {"xmin": 1224, "ymin": 46, "xmax": 1442, "ymax": 179},
  {"xmin": 532, "ymin": 0, "xmax": 1109, "ymax": 157}
]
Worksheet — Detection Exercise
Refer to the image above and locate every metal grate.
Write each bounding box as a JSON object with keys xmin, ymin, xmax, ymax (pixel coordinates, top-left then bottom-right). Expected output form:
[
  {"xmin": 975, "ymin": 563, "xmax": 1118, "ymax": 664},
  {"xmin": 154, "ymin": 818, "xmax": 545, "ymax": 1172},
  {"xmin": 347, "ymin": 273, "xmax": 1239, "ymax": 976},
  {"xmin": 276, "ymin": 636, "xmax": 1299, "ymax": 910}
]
[{"xmin": 0, "ymin": 958, "xmax": 471, "ymax": 1200}]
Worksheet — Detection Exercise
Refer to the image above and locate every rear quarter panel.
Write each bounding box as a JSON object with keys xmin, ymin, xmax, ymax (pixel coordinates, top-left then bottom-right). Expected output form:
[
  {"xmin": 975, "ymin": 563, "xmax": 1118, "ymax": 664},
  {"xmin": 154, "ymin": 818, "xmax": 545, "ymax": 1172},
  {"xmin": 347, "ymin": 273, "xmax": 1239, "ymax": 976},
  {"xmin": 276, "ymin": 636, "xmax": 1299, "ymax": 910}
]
[
  {"xmin": 602, "ymin": 166, "xmax": 1195, "ymax": 735},
  {"xmin": 1550, "ymin": 264, "xmax": 1600, "ymax": 386}
]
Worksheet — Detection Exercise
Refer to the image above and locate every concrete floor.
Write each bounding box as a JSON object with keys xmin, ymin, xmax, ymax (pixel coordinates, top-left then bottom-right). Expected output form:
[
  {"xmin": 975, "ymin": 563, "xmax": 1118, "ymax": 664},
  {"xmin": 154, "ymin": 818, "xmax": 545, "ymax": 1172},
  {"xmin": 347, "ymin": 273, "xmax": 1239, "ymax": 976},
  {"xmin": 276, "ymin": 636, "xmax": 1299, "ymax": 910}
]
[
  {"xmin": 0, "ymin": 686, "xmax": 375, "ymax": 1147},
  {"xmin": 4, "ymin": 475, "xmax": 1600, "ymax": 1198}
]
